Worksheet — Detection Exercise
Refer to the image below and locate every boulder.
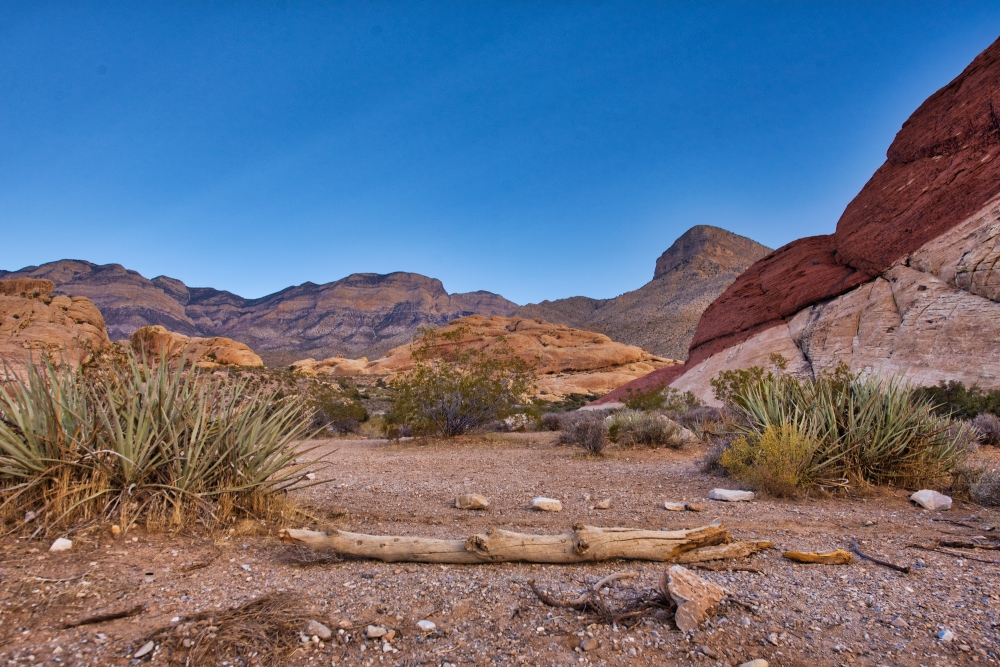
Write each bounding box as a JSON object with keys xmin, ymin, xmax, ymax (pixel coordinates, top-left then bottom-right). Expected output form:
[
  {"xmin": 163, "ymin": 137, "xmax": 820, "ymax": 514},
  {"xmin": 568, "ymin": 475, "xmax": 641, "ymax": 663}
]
[
  {"xmin": 708, "ymin": 489, "xmax": 754, "ymax": 502},
  {"xmin": 531, "ymin": 497, "xmax": 563, "ymax": 512},
  {"xmin": 665, "ymin": 565, "xmax": 727, "ymax": 632},
  {"xmin": 130, "ymin": 325, "xmax": 263, "ymax": 368},
  {"xmin": 0, "ymin": 279, "xmax": 109, "ymax": 375},
  {"xmin": 455, "ymin": 494, "xmax": 490, "ymax": 510},
  {"xmin": 910, "ymin": 489, "xmax": 952, "ymax": 511},
  {"xmin": 594, "ymin": 37, "xmax": 1000, "ymax": 405}
]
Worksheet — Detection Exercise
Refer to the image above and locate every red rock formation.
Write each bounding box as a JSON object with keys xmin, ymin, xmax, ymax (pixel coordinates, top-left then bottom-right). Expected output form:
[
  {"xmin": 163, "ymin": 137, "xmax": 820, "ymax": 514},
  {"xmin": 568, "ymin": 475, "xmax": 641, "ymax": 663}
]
[
  {"xmin": 598, "ymin": 36, "xmax": 1000, "ymax": 405},
  {"xmin": 130, "ymin": 325, "xmax": 264, "ymax": 368}
]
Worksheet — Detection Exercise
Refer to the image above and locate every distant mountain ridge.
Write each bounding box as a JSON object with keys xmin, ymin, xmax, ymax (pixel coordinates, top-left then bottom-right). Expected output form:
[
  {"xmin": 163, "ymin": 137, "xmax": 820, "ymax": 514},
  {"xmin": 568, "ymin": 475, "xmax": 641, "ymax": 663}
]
[
  {"xmin": 0, "ymin": 261, "xmax": 518, "ymax": 366},
  {"xmin": 515, "ymin": 226, "xmax": 771, "ymax": 359}
]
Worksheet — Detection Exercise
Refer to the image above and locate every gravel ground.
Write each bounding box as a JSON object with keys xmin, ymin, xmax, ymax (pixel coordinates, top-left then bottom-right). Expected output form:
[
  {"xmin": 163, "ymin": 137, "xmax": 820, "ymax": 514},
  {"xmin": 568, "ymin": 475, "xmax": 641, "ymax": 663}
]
[{"xmin": 1, "ymin": 433, "xmax": 998, "ymax": 666}]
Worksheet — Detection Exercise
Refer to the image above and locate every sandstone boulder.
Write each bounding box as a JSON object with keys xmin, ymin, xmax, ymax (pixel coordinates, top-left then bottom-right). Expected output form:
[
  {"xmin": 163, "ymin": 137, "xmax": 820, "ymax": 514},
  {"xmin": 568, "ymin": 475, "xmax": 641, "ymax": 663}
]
[
  {"xmin": 665, "ymin": 565, "xmax": 727, "ymax": 632},
  {"xmin": 0, "ymin": 278, "xmax": 109, "ymax": 375},
  {"xmin": 130, "ymin": 325, "xmax": 263, "ymax": 368}
]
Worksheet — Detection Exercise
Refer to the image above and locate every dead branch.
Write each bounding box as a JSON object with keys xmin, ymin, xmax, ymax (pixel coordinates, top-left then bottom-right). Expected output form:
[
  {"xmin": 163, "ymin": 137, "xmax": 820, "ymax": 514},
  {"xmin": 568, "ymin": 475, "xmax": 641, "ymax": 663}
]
[
  {"xmin": 675, "ymin": 540, "xmax": 772, "ymax": 564},
  {"xmin": 851, "ymin": 538, "xmax": 910, "ymax": 574},
  {"xmin": 939, "ymin": 539, "xmax": 1000, "ymax": 551},
  {"xmin": 691, "ymin": 563, "xmax": 763, "ymax": 574},
  {"xmin": 280, "ymin": 524, "xmax": 729, "ymax": 564},
  {"xmin": 63, "ymin": 604, "xmax": 144, "ymax": 629},
  {"xmin": 929, "ymin": 518, "xmax": 993, "ymax": 531},
  {"xmin": 35, "ymin": 571, "xmax": 91, "ymax": 583},
  {"xmin": 907, "ymin": 543, "xmax": 1000, "ymax": 565},
  {"xmin": 527, "ymin": 572, "xmax": 636, "ymax": 609}
]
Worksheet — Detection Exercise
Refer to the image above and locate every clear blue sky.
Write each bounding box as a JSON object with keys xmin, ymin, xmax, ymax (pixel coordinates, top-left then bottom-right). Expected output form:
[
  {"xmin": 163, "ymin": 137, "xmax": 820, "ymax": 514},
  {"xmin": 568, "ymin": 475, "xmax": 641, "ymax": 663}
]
[{"xmin": 2, "ymin": 2, "xmax": 999, "ymax": 305}]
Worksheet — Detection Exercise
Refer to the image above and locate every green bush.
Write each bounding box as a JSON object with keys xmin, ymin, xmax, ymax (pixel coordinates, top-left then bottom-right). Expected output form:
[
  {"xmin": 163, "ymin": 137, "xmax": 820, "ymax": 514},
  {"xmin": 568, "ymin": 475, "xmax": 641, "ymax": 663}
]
[
  {"xmin": 915, "ymin": 380, "xmax": 1000, "ymax": 419},
  {"xmin": 606, "ymin": 409, "xmax": 688, "ymax": 449},
  {"xmin": 0, "ymin": 351, "xmax": 319, "ymax": 534},
  {"xmin": 307, "ymin": 381, "xmax": 368, "ymax": 433},
  {"xmin": 715, "ymin": 364, "xmax": 968, "ymax": 491},
  {"xmin": 623, "ymin": 384, "xmax": 703, "ymax": 413},
  {"xmin": 384, "ymin": 326, "xmax": 535, "ymax": 437},
  {"xmin": 720, "ymin": 423, "xmax": 817, "ymax": 497}
]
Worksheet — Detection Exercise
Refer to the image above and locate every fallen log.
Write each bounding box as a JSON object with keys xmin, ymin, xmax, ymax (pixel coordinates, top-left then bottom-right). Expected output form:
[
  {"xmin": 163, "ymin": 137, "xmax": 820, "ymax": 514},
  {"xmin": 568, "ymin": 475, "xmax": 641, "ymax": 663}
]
[
  {"xmin": 279, "ymin": 523, "xmax": 729, "ymax": 564},
  {"xmin": 675, "ymin": 540, "xmax": 772, "ymax": 564}
]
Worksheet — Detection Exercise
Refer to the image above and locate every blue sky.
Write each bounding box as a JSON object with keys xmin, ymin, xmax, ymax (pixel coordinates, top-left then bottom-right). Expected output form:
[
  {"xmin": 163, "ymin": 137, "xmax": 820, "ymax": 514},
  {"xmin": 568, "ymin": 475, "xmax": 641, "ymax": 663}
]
[{"xmin": 2, "ymin": 2, "xmax": 999, "ymax": 305}]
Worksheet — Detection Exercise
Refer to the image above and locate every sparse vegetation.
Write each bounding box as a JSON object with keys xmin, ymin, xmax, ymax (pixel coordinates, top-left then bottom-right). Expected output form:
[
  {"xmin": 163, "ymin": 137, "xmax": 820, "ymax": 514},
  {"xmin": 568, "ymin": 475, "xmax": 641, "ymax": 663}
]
[
  {"xmin": 713, "ymin": 362, "xmax": 969, "ymax": 493},
  {"xmin": 606, "ymin": 409, "xmax": 687, "ymax": 449},
  {"xmin": 307, "ymin": 378, "xmax": 369, "ymax": 433},
  {"xmin": 915, "ymin": 380, "xmax": 1000, "ymax": 419},
  {"xmin": 0, "ymin": 350, "xmax": 320, "ymax": 535},
  {"xmin": 623, "ymin": 383, "xmax": 703, "ymax": 413},
  {"xmin": 383, "ymin": 326, "xmax": 536, "ymax": 438},
  {"xmin": 559, "ymin": 414, "xmax": 608, "ymax": 455},
  {"xmin": 970, "ymin": 412, "xmax": 1000, "ymax": 447}
]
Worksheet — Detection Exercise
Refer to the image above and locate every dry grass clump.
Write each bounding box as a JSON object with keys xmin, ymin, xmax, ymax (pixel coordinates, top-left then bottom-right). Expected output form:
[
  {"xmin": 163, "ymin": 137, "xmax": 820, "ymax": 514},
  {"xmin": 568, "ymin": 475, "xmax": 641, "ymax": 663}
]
[
  {"xmin": 971, "ymin": 467, "xmax": 1000, "ymax": 506},
  {"xmin": 606, "ymin": 410, "xmax": 687, "ymax": 449},
  {"xmin": 0, "ymin": 350, "xmax": 321, "ymax": 535},
  {"xmin": 148, "ymin": 592, "xmax": 316, "ymax": 666}
]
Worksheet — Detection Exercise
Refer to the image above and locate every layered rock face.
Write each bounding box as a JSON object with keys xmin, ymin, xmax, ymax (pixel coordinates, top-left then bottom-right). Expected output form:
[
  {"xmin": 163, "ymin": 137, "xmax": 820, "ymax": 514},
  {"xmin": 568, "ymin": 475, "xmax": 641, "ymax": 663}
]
[
  {"xmin": 515, "ymin": 226, "xmax": 771, "ymax": 359},
  {"xmin": 598, "ymin": 37, "xmax": 1000, "ymax": 405},
  {"xmin": 294, "ymin": 315, "xmax": 679, "ymax": 400},
  {"xmin": 0, "ymin": 262, "xmax": 518, "ymax": 366},
  {"xmin": 0, "ymin": 278, "xmax": 109, "ymax": 374},
  {"xmin": 130, "ymin": 325, "xmax": 264, "ymax": 369}
]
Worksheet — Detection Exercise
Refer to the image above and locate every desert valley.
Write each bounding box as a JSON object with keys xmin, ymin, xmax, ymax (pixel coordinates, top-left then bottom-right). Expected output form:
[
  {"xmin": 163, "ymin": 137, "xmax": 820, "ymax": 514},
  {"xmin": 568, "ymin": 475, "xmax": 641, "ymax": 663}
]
[{"xmin": 3, "ymin": 13, "xmax": 1000, "ymax": 667}]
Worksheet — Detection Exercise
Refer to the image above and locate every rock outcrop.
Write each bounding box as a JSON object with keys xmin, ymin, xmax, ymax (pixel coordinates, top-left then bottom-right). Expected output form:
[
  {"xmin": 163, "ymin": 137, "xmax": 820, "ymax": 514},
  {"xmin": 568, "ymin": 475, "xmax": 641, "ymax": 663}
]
[
  {"xmin": 597, "ymin": 36, "xmax": 1000, "ymax": 405},
  {"xmin": 515, "ymin": 226, "xmax": 770, "ymax": 359},
  {"xmin": 0, "ymin": 262, "xmax": 518, "ymax": 366},
  {"xmin": 294, "ymin": 315, "xmax": 679, "ymax": 400},
  {"xmin": 0, "ymin": 278, "xmax": 109, "ymax": 374},
  {"xmin": 130, "ymin": 325, "xmax": 264, "ymax": 368}
]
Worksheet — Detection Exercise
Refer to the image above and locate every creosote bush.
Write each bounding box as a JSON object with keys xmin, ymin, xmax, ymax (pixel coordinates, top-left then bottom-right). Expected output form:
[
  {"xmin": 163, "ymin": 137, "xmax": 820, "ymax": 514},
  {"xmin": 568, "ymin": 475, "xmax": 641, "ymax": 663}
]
[
  {"xmin": 0, "ymin": 350, "xmax": 320, "ymax": 534},
  {"xmin": 383, "ymin": 326, "xmax": 535, "ymax": 438},
  {"xmin": 559, "ymin": 415, "xmax": 608, "ymax": 455},
  {"xmin": 606, "ymin": 409, "xmax": 687, "ymax": 449},
  {"xmin": 720, "ymin": 423, "xmax": 817, "ymax": 497},
  {"xmin": 713, "ymin": 361, "xmax": 968, "ymax": 493}
]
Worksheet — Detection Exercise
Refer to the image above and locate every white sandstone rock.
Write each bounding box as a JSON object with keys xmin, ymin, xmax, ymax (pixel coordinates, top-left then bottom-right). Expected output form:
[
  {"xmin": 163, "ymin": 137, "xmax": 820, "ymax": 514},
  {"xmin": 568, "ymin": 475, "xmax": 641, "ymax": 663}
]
[
  {"xmin": 49, "ymin": 538, "xmax": 73, "ymax": 552},
  {"xmin": 708, "ymin": 488, "xmax": 754, "ymax": 502},
  {"xmin": 910, "ymin": 489, "xmax": 952, "ymax": 510},
  {"xmin": 532, "ymin": 497, "xmax": 562, "ymax": 512}
]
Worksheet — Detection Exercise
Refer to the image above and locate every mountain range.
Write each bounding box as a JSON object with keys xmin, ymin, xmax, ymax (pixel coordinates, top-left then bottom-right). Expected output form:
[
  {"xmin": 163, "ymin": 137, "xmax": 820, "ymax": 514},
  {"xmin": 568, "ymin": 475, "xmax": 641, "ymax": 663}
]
[{"xmin": 1, "ymin": 225, "xmax": 769, "ymax": 366}]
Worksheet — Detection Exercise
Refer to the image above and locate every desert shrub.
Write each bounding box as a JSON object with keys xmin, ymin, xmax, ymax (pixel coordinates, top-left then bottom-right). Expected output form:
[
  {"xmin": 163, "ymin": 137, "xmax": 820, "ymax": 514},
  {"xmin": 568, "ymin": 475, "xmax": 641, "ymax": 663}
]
[
  {"xmin": 0, "ymin": 351, "xmax": 320, "ymax": 534},
  {"xmin": 307, "ymin": 381, "xmax": 368, "ymax": 434},
  {"xmin": 559, "ymin": 416, "xmax": 608, "ymax": 455},
  {"xmin": 971, "ymin": 467, "xmax": 1000, "ymax": 506},
  {"xmin": 540, "ymin": 413, "xmax": 563, "ymax": 431},
  {"xmin": 542, "ymin": 393, "xmax": 601, "ymax": 413},
  {"xmin": 915, "ymin": 380, "xmax": 1000, "ymax": 419},
  {"xmin": 606, "ymin": 409, "xmax": 687, "ymax": 449},
  {"xmin": 623, "ymin": 384, "xmax": 703, "ymax": 413},
  {"xmin": 383, "ymin": 326, "xmax": 535, "ymax": 438},
  {"xmin": 970, "ymin": 413, "xmax": 1000, "ymax": 447},
  {"xmin": 700, "ymin": 437, "xmax": 733, "ymax": 473},
  {"xmin": 676, "ymin": 405, "xmax": 729, "ymax": 439},
  {"xmin": 719, "ymin": 423, "xmax": 818, "ymax": 497},
  {"xmin": 716, "ymin": 364, "xmax": 968, "ymax": 491}
]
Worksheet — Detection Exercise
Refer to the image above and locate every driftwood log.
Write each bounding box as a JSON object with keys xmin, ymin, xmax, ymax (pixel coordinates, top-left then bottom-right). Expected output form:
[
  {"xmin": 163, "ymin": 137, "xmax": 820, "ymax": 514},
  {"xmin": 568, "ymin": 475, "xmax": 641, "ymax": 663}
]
[{"xmin": 279, "ymin": 524, "xmax": 729, "ymax": 564}]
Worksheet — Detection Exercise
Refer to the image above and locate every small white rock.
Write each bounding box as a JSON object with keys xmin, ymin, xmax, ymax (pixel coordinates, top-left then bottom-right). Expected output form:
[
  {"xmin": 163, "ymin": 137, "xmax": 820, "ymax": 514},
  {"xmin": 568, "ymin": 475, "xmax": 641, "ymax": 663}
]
[
  {"xmin": 532, "ymin": 497, "xmax": 562, "ymax": 512},
  {"xmin": 305, "ymin": 473, "xmax": 317, "ymax": 480},
  {"xmin": 738, "ymin": 660, "xmax": 769, "ymax": 667},
  {"xmin": 381, "ymin": 642, "xmax": 393, "ymax": 652},
  {"xmin": 49, "ymin": 538, "xmax": 73, "ymax": 552},
  {"xmin": 305, "ymin": 620, "xmax": 332, "ymax": 640},
  {"xmin": 594, "ymin": 498, "xmax": 611, "ymax": 510},
  {"xmin": 709, "ymin": 488, "xmax": 754, "ymax": 502},
  {"xmin": 663, "ymin": 501, "xmax": 686, "ymax": 511},
  {"xmin": 133, "ymin": 640, "xmax": 155, "ymax": 658},
  {"xmin": 938, "ymin": 629, "xmax": 955, "ymax": 642},
  {"xmin": 366, "ymin": 625, "xmax": 388, "ymax": 639},
  {"xmin": 910, "ymin": 489, "xmax": 952, "ymax": 511},
  {"xmin": 416, "ymin": 620, "xmax": 436, "ymax": 632}
]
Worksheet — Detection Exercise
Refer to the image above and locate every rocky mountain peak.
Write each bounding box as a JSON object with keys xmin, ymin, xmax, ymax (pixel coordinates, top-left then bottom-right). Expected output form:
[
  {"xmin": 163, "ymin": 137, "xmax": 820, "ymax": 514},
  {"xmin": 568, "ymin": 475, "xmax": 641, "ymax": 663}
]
[{"xmin": 653, "ymin": 225, "xmax": 771, "ymax": 279}]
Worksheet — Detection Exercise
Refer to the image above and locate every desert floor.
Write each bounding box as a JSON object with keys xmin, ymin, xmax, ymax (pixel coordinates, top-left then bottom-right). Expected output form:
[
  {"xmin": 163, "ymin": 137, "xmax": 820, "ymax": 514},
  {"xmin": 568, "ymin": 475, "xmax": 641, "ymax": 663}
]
[{"xmin": 1, "ymin": 433, "xmax": 998, "ymax": 667}]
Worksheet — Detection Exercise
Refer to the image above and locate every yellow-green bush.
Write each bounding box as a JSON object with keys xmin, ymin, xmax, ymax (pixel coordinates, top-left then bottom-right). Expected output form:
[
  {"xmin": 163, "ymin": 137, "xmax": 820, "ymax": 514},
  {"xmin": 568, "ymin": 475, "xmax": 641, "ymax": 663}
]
[{"xmin": 719, "ymin": 423, "xmax": 817, "ymax": 497}]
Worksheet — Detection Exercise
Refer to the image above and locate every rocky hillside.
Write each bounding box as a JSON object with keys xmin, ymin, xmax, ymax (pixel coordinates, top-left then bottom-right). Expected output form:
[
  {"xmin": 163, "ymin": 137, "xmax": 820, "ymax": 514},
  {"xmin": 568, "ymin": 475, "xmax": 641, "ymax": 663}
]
[
  {"xmin": 0, "ymin": 278, "xmax": 109, "ymax": 376},
  {"xmin": 292, "ymin": 314, "xmax": 680, "ymax": 400},
  {"xmin": 598, "ymin": 36, "xmax": 1000, "ymax": 405},
  {"xmin": 0, "ymin": 262, "xmax": 518, "ymax": 366},
  {"xmin": 515, "ymin": 226, "xmax": 771, "ymax": 359}
]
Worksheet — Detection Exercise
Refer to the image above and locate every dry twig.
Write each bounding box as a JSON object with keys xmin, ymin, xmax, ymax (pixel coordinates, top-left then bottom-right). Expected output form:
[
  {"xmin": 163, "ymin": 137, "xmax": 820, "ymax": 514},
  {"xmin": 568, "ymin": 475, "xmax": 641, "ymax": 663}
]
[
  {"xmin": 907, "ymin": 543, "xmax": 1000, "ymax": 565},
  {"xmin": 63, "ymin": 604, "xmax": 144, "ymax": 629},
  {"xmin": 851, "ymin": 538, "xmax": 910, "ymax": 574},
  {"xmin": 280, "ymin": 544, "xmax": 343, "ymax": 566},
  {"xmin": 35, "ymin": 571, "xmax": 91, "ymax": 583},
  {"xmin": 691, "ymin": 563, "xmax": 763, "ymax": 574}
]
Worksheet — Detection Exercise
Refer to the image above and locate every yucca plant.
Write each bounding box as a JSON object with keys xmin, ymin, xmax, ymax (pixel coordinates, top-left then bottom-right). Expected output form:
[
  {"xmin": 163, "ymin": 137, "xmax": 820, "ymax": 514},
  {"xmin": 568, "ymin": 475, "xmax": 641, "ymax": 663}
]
[
  {"xmin": 0, "ymin": 349, "xmax": 323, "ymax": 534},
  {"xmin": 720, "ymin": 364, "xmax": 968, "ymax": 491}
]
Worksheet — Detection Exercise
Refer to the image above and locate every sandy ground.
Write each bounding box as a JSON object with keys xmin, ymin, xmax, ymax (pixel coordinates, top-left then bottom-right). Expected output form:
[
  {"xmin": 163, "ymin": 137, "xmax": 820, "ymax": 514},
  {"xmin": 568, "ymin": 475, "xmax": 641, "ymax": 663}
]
[{"xmin": 1, "ymin": 433, "xmax": 998, "ymax": 666}]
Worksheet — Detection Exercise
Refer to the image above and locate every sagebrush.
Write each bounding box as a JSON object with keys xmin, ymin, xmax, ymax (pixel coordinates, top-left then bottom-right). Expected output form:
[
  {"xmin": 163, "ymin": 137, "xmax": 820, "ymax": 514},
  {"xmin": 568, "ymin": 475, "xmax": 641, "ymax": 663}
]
[{"xmin": 606, "ymin": 410, "xmax": 687, "ymax": 449}]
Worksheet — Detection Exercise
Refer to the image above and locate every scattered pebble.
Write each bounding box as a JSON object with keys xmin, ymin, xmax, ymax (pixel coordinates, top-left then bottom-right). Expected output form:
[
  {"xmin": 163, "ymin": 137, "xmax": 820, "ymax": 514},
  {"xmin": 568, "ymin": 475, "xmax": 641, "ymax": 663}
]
[
  {"xmin": 531, "ymin": 497, "xmax": 562, "ymax": 512},
  {"xmin": 580, "ymin": 637, "xmax": 599, "ymax": 651},
  {"xmin": 133, "ymin": 641, "xmax": 155, "ymax": 659},
  {"xmin": 305, "ymin": 620, "xmax": 332, "ymax": 640},
  {"xmin": 416, "ymin": 619, "xmax": 436, "ymax": 632},
  {"xmin": 366, "ymin": 625, "xmax": 388, "ymax": 639},
  {"xmin": 938, "ymin": 629, "xmax": 955, "ymax": 642}
]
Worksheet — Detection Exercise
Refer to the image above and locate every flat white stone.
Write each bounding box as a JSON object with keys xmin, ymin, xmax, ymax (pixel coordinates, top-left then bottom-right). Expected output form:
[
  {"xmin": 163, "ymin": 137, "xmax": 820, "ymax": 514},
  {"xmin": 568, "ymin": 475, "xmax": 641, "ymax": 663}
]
[
  {"xmin": 709, "ymin": 488, "xmax": 754, "ymax": 502},
  {"xmin": 416, "ymin": 620, "xmax": 436, "ymax": 632},
  {"xmin": 49, "ymin": 538, "xmax": 73, "ymax": 552},
  {"xmin": 664, "ymin": 502, "xmax": 686, "ymax": 511},
  {"xmin": 133, "ymin": 641, "xmax": 155, "ymax": 658},
  {"xmin": 910, "ymin": 489, "xmax": 952, "ymax": 510},
  {"xmin": 532, "ymin": 497, "xmax": 563, "ymax": 512}
]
